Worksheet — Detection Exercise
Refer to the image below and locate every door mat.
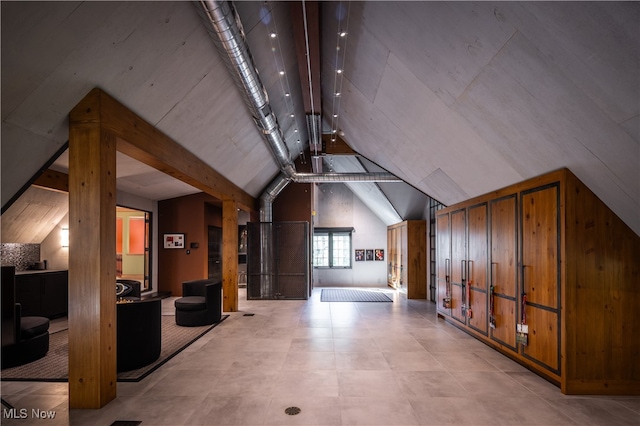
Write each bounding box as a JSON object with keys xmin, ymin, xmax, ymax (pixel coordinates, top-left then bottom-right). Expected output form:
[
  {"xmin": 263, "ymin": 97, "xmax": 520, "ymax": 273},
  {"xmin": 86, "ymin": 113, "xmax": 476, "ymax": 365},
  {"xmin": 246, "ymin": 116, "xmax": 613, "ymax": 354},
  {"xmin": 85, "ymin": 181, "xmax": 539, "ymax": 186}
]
[{"xmin": 320, "ymin": 288, "xmax": 392, "ymax": 302}]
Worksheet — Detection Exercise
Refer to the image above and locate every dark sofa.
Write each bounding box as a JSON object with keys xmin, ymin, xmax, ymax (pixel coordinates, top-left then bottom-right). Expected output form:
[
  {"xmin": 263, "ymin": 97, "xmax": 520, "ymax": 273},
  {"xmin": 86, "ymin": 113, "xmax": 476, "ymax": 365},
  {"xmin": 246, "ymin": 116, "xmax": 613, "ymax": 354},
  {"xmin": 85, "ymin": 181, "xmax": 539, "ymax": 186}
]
[{"xmin": 1, "ymin": 266, "xmax": 50, "ymax": 369}]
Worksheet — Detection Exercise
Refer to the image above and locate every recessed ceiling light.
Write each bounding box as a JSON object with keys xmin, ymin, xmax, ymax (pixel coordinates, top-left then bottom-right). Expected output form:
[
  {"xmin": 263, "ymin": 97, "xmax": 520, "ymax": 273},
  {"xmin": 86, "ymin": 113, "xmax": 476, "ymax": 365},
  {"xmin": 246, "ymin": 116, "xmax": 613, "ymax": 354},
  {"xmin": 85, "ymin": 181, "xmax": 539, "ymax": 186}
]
[
  {"xmin": 290, "ymin": 113, "xmax": 295, "ymax": 118},
  {"xmin": 279, "ymin": 70, "xmax": 285, "ymax": 76},
  {"xmin": 336, "ymin": 69, "xmax": 343, "ymax": 74},
  {"xmin": 331, "ymin": 138, "xmax": 336, "ymax": 142},
  {"xmin": 339, "ymin": 31, "xmax": 347, "ymax": 37},
  {"xmin": 270, "ymin": 32, "xmax": 277, "ymax": 38},
  {"xmin": 334, "ymin": 92, "xmax": 341, "ymax": 97},
  {"xmin": 285, "ymin": 93, "xmax": 290, "ymax": 97},
  {"xmin": 294, "ymin": 128, "xmax": 298, "ymax": 132},
  {"xmin": 333, "ymin": 114, "xmax": 338, "ymax": 118},
  {"xmin": 332, "ymin": 129, "xmax": 337, "ymax": 134}
]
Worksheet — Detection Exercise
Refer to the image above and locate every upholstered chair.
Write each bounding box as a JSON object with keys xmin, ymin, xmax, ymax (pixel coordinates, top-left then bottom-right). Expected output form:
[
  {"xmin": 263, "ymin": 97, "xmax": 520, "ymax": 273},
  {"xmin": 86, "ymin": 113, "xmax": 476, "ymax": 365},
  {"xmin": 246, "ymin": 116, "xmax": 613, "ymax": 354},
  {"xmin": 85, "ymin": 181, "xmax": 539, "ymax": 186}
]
[{"xmin": 174, "ymin": 279, "xmax": 222, "ymax": 326}]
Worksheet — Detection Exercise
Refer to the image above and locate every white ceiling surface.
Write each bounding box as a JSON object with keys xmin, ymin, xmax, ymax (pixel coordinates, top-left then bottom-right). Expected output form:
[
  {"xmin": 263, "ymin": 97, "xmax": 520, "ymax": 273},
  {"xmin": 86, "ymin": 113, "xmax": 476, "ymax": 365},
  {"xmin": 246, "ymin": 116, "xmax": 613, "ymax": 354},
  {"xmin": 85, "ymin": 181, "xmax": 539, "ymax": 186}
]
[
  {"xmin": 2, "ymin": 2, "xmax": 639, "ymax": 235},
  {"xmin": 322, "ymin": 2, "xmax": 639, "ymax": 233}
]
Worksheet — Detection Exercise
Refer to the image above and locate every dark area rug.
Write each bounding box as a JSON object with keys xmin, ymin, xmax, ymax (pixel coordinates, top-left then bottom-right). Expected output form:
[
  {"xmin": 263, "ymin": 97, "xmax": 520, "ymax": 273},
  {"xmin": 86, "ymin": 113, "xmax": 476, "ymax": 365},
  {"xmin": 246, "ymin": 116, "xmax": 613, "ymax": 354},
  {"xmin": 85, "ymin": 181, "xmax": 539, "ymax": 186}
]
[
  {"xmin": 1, "ymin": 314, "xmax": 227, "ymax": 383},
  {"xmin": 321, "ymin": 288, "xmax": 393, "ymax": 302}
]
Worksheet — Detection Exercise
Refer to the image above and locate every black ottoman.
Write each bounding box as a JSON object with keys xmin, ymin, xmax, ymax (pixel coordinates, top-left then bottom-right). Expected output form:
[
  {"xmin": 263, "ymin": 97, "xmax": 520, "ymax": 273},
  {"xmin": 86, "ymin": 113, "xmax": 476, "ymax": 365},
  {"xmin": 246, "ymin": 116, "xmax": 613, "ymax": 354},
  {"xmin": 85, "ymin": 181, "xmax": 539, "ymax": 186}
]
[
  {"xmin": 1, "ymin": 316, "xmax": 50, "ymax": 369},
  {"xmin": 117, "ymin": 299, "xmax": 161, "ymax": 372}
]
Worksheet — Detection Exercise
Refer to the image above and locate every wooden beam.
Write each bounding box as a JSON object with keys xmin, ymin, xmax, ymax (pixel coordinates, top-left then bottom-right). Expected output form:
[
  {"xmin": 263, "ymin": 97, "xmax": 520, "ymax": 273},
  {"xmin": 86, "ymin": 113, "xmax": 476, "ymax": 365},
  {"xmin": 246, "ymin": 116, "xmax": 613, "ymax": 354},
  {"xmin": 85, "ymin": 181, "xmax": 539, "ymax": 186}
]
[
  {"xmin": 80, "ymin": 88, "xmax": 256, "ymax": 212},
  {"xmin": 291, "ymin": 1, "xmax": 321, "ymax": 113},
  {"xmin": 32, "ymin": 169, "xmax": 69, "ymax": 193},
  {"xmin": 68, "ymin": 91, "xmax": 117, "ymax": 409},
  {"xmin": 322, "ymin": 134, "xmax": 357, "ymax": 155},
  {"xmin": 222, "ymin": 199, "xmax": 239, "ymax": 312}
]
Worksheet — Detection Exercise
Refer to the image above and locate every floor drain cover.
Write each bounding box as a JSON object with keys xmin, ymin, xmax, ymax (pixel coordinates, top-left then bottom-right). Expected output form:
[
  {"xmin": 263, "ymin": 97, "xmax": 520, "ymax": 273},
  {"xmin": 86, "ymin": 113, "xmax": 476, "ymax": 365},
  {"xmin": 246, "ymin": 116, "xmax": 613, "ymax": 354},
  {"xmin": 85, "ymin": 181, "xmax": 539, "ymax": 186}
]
[{"xmin": 285, "ymin": 406, "xmax": 301, "ymax": 416}]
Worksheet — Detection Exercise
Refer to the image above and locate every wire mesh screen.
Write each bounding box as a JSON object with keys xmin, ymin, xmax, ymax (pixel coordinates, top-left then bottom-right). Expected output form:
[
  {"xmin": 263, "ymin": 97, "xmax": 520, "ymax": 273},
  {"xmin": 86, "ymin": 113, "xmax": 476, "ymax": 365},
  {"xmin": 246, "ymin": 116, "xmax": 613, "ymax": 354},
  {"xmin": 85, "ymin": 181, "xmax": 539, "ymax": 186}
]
[{"xmin": 247, "ymin": 221, "xmax": 309, "ymax": 300}]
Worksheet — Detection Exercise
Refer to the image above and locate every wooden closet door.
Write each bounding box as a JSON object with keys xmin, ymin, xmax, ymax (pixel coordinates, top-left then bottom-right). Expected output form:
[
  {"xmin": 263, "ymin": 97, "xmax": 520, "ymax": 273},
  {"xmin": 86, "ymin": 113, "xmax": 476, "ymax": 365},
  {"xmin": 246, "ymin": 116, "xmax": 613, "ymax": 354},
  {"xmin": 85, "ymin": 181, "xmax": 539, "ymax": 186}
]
[
  {"xmin": 450, "ymin": 209, "xmax": 466, "ymax": 324},
  {"xmin": 468, "ymin": 203, "xmax": 488, "ymax": 335},
  {"xmin": 436, "ymin": 212, "xmax": 451, "ymax": 316},
  {"xmin": 521, "ymin": 184, "xmax": 560, "ymax": 373},
  {"xmin": 490, "ymin": 195, "xmax": 517, "ymax": 350}
]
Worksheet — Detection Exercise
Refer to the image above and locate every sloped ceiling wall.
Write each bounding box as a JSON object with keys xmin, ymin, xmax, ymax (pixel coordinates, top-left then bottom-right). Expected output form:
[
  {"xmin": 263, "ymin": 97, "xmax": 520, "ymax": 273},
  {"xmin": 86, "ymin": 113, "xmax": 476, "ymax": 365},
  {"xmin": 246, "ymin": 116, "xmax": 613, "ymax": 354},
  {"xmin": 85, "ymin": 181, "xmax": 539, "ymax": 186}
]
[
  {"xmin": 321, "ymin": 2, "xmax": 639, "ymax": 234},
  {"xmin": 1, "ymin": 186, "xmax": 68, "ymax": 244},
  {"xmin": 1, "ymin": 1, "xmax": 638, "ymax": 235}
]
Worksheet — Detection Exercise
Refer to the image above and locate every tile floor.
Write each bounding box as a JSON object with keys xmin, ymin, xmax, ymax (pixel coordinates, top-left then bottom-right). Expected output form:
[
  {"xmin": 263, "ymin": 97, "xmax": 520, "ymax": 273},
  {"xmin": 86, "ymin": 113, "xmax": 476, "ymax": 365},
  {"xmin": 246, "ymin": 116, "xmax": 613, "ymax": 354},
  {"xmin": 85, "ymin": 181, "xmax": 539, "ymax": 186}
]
[{"xmin": 1, "ymin": 287, "xmax": 639, "ymax": 425}]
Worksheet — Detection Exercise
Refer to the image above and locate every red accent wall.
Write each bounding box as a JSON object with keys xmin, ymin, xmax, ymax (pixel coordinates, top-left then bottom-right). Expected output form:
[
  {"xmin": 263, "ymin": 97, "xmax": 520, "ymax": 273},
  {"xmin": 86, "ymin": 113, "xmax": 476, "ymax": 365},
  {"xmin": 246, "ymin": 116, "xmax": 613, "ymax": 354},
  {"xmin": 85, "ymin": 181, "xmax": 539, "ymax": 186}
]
[
  {"xmin": 158, "ymin": 193, "xmax": 222, "ymax": 296},
  {"xmin": 273, "ymin": 182, "xmax": 313, "ymax": 223}
]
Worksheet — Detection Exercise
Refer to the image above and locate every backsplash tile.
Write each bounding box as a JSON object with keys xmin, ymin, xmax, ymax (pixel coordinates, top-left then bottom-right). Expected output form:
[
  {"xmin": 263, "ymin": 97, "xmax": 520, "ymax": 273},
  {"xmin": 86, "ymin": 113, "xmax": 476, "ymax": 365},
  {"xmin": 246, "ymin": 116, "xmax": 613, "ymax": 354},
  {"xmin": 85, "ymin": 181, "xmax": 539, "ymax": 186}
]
[{"xmin": 1, "ymin": 243, "xmax": 40, "ymax": 271}]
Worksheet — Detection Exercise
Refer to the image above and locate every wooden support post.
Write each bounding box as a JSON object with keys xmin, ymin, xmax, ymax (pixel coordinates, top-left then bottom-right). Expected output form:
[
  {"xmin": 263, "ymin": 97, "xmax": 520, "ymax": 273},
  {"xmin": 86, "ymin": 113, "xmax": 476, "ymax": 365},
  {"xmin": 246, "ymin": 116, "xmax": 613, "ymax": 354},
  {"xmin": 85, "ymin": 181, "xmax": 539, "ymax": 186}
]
[
  {"xmin": 68, "ymin": 90, "xmax": 117, "ymax": 408},
  {"xmin": 222, "ymin": 199, "xmax": 238, "ymax": 312}
]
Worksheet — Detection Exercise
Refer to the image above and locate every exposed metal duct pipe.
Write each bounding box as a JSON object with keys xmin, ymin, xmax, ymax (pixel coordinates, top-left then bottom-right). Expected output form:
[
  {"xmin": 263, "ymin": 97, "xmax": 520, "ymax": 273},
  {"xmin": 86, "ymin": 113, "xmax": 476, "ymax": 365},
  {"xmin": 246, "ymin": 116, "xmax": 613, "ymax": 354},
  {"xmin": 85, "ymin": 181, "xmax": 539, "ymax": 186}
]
[
  {"xmin": 197, "ymin": 0, "xmax": 296, "ymax": 178},
  {"xmin": 197, "ymin": 0, "xmax": 403, "ymax": 215},
  {"xmin": 259, "ymin": 173, "xmax": 291, "ymax": 223},
  {"xmin": 293, "ymin": 172, "xmax": 401, "ymax": 183}
]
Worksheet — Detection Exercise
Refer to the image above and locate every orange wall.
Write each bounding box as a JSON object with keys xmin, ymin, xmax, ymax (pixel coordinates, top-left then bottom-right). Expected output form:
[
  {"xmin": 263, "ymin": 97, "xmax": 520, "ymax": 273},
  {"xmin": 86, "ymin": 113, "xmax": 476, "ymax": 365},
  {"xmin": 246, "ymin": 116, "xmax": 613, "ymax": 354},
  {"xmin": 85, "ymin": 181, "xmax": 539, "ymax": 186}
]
[{"xmin": 158, "ymin": 193, "xmax": 222, "ymax": 296}]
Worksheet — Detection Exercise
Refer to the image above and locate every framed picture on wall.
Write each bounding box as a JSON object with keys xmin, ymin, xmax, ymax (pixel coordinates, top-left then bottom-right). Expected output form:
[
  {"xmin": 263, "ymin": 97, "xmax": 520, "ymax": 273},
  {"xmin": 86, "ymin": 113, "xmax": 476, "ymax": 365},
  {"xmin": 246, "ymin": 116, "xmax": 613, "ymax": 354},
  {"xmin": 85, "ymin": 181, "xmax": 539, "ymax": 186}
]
[
  {"xmin": 355, "ymin": 249, "xmax": 365, "ymax": 261},
  {"xmin": 366, "ymin": 249, "xmax": 374, "ymax": 261},
  {"xmin": 375, "ymin": 249, "xmax": 384, "ymax": 261},
  {"xmin": 164, "ymin": 233, "xmax": 185, "ymax": 249}
]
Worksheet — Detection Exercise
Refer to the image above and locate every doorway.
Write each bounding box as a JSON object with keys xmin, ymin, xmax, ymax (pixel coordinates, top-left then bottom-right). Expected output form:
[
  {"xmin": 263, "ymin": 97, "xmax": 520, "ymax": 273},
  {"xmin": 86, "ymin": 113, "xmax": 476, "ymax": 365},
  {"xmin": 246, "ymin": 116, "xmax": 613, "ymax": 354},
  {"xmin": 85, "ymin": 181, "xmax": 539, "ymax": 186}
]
[
  {"xmin": 208, "ymin": 226, "xmax": 222, "ymax": 282},
  {"xmin": 116, "ymin": 206, "xmax": 152, "ymax": 291}
]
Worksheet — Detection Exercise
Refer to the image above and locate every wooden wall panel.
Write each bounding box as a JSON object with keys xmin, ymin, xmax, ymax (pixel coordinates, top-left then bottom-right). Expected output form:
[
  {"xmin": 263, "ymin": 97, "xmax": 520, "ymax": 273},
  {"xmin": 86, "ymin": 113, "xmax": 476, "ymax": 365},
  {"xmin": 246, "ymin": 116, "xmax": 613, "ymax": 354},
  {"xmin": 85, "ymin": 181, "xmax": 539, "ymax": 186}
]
[
  {"xmin": 490, "ymin": 196, "xmax": 517, "ymax": 299},
  {"xmin": 437, "ymin": 168, "xmax": 639, "ymax": 394},
  {"xmin": 523, "ymin": 306, "xmax": 559, "ymax": 372},
  {"xmin": 436, "ymin": 212, "xmax": 450, "ymax": 313},
  {"xmin": 521, "ymin": 185, "xmax": 559, "ymax": 309},
  {"xmin": 491, "ymin": 296, "xmax": 516, "ymax": 350}
]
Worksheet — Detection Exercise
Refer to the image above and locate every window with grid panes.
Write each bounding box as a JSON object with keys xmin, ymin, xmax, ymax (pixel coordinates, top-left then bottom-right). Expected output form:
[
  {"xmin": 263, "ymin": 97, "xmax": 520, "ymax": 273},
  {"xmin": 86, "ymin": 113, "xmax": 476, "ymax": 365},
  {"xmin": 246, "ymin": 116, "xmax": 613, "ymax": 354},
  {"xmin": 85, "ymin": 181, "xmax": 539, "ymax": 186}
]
[{"xmin": 313, "ymin": 228, "xmax": 352, "ymax": 268}]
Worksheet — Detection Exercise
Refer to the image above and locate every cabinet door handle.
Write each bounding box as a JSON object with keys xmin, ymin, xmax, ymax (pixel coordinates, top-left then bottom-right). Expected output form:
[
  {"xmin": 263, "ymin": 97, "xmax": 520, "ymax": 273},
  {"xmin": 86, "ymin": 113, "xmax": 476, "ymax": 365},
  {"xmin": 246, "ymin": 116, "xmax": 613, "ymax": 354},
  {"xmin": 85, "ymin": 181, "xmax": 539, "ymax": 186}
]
[
  {"xmin": 445, "ymin": 259, "xmax": 450, "ymax": 281},
  {"xmin": 468, "ymin": 260, "xmax": 474, "ymax": 285},
  {"xmin": 491, "ymin": 262, "xmax": 497, "ymax": 289},
  {"xmin": 521, "ymin": 264, "xmax": 528, "ymax": 292},
  {"xmin": 461, "ymin": 260, "xmax": 466, "ymax": 282}
]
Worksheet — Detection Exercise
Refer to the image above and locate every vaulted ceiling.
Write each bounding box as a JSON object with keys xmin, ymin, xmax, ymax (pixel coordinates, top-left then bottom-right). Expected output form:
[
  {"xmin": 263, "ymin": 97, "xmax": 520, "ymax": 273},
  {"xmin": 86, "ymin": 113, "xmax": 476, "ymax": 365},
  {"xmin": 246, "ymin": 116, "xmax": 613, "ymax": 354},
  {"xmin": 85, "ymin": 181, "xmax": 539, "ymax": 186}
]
[{"xmin": 2, "ymin": 1, "xmax": 638, "ymax": 235}]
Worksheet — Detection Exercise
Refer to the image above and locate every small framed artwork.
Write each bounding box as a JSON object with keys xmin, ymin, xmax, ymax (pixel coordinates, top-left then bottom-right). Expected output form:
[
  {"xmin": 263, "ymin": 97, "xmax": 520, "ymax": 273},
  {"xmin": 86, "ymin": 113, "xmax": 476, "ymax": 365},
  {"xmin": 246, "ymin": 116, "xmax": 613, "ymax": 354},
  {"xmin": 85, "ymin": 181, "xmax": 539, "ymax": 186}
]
[
  {"xmin": 375, "ymin": 249, "xmax": 384, "ymax": 261},
  {"xmin": 366, "ymin": 249, "xmax": 374, "ymax": 261},
  {"xmin": 355, "ymin": 249, "xmax": 365, "ymax": 261},
  {"xmin": 164, "ymin": 233, "xmax": 185, "ymax": 249}
]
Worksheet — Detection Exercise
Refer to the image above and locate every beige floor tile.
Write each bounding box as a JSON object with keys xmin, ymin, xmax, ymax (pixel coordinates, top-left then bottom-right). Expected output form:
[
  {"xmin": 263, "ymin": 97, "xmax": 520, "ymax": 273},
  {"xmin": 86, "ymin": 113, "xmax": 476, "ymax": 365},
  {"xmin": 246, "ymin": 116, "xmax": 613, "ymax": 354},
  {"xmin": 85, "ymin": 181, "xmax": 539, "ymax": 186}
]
[
  {"xmin": 338, "ymin": 370, "xmax": 403, "ymax": 398},
  {"xmin": 409, "ymin": 396, "xmax": 498, "ymax": 425},
  {"xmin": 282, "ymin": 350, "xmax": 337, "ymax": 370},
  {"xmin": 265, "ymin": 396, "xmax": 342, "ymax": 425},
  {"xmin": 185, "ymin": 395, "xmax": 271, "ymax": 425},
  {"xmin": 340, "ymin": 397, "xmax": 420, "ymax": 425},
  {"xmin": 383, "ymin": 350, "xmax": 445, "ymax": 371},
  {"xmin": 335, "ymin": 351, "xmax": 391, "ymax": 370},
  {"xmin": 273, "ymin": 370, "xmax": 340, "ymax": 398},
  {"xmin": 3, "ymin": 287, "xmax": 638, "ymax": 426}
]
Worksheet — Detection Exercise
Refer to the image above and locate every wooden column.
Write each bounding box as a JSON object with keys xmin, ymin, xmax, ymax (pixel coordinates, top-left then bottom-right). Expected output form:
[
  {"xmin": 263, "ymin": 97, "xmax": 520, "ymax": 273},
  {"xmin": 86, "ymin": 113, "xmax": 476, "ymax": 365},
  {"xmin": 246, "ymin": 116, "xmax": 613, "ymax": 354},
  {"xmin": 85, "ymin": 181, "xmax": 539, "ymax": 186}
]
[
  {"xmin": 222, "ymin": 199, "xmax": 238, "ymax": 312},
  {"xmin": 68, "ymin": 90, "xmax": 117, "ymax": 408}
]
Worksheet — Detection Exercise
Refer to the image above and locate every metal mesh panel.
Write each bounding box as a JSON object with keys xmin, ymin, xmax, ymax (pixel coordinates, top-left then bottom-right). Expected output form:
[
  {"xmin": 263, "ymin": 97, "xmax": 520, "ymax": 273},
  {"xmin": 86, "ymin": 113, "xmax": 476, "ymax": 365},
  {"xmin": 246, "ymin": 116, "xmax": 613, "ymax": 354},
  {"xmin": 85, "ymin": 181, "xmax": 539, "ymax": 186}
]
[{"xmin": 247, "ymin": 222, "xmax": 309, "ymax": 300}]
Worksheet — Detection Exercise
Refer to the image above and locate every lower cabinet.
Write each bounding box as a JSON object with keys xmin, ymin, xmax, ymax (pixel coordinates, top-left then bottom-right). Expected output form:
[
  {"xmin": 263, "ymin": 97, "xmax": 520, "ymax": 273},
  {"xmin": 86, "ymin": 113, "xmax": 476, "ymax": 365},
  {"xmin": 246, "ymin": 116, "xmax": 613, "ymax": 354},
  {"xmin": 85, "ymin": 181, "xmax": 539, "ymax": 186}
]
[
  {"xmin": 436, "ymin": 169, "xmax": 639, "ymax": 395},
  {"xmin": 15, "ymin": 270, "xmax": 68, "ymax": 319}
]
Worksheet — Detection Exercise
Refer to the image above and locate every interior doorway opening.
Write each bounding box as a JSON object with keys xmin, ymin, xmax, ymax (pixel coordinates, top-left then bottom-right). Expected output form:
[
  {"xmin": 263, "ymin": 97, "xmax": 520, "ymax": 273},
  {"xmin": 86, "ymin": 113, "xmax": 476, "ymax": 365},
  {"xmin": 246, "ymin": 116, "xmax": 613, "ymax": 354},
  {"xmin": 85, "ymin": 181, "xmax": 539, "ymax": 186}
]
[{"xmin": 116, "ymin": 206, "xmax": 152, "ymax": 292}]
